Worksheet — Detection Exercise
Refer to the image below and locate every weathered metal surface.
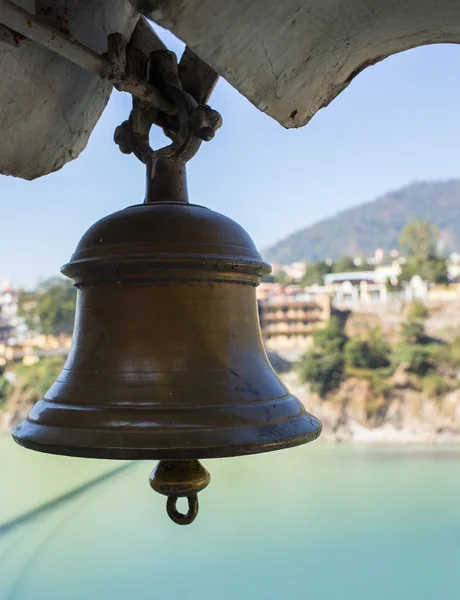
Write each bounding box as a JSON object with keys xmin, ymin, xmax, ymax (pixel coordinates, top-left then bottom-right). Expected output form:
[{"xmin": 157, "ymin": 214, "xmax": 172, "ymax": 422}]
[
  {"xmin": 133, "ymin": 0, "xmax": 460, "ymax": 128},
  {"xmin": 114, "ymin": 45, "xmax": 221, "ymax": 180},
  {"xmin": 150, "ymin": 460, "xmax": 211, "ymax": 497},
  {"xmin": 12, "ymin": 197, "xmax": 322, "ymax": 460},
  {"xmin": 0, "ymin": 0, "xmax": 138, "ymax": 180}
]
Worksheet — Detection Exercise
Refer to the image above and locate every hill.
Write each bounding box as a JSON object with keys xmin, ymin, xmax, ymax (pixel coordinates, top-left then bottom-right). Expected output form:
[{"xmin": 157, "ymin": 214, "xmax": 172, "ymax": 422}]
[{"xmin": 264, "ymin": 180, "xmax": 460, "ymax": 263}]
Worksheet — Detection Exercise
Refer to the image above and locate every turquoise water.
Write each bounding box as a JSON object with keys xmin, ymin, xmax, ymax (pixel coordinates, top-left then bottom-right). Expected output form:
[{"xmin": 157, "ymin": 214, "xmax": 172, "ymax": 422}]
[{"xmin": 1, "ymin": 438, "xmax": 460, "ymax": 600}]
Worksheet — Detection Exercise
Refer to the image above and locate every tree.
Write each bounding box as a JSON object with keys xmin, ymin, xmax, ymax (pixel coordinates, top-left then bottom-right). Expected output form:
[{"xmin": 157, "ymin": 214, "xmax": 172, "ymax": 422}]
[
  {"xmin": 312, "ymin": 316, "xmax": 347, "ymax": 352},
  {"xmin": 301, "ymin": 261, "xmax": 331, "ymax": 286},
  {"xmin": 297, "ymin": 349, "xmax": 344, "ymax": 397},
  {"xmin": 399, "ymin": 220, "xmax": 448, "ymax": 284},
  {"xmin": 14, "ymin": 357, "xmax": 66, "ymax": 402},
  {"xmin": 297, "ymin": 317, "xmax": 347, "ymax": 397},
  {"xmin": 344, "ymin": 328, "xmax": 390, "ymax": 370},
  {"xmin": 394, "ymin": 301, "xmax": 433, "ymax": 375},
  {"xmin": 400, "ymin": 301, "xmax": 428, "ymax": 345},
  {"xmin": 400, "ymin": 257, "xmax": 448, "ymax": 284},
  {"xmin": 399, "ymin": 220, "xmax": 438, "ymax": 262},
  {"xmin": 392, "ymin": 344, "xmax": 432, "ymax": 376},
  {"xmin": 408, "ymin": 300, "xmax": 429, "ymax": 321},
  {"xmin": 332, "ymin": 256, "xmax": 358, "ymax": 273},
  {"xmin": 19, "ymin": 277, "xmax": 77, "ymax": 336},
  {"xmin": 0, "ymin": 372, "xmax": 12, "ymax": 408},
  {"xmin": 272, "ymin": 270, "xmax": 293, "ymax": 286}
]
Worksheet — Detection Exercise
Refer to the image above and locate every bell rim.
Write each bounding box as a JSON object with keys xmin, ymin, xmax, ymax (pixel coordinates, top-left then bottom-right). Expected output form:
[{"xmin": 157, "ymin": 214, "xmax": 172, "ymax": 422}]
[
  {"xmin": 11, "ymin": 412, "xmax": 322, "ymax": 460},
  {"xmin": 61, "ymin": 255, "xmax": 271, "ymax": 283}
]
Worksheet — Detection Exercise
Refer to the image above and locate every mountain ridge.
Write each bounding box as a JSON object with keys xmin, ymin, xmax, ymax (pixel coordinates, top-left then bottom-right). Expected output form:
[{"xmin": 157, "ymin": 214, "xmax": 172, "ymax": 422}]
[{"xmin": 263, "ymin": 180, "xmax": 460, "ymax": 263}]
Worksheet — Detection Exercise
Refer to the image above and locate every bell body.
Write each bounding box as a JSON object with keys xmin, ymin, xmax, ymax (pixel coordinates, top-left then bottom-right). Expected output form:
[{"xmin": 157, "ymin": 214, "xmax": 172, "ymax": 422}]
[{"xmin": 13, "ymin": 202, "xmax": 321, "ymax": 459}]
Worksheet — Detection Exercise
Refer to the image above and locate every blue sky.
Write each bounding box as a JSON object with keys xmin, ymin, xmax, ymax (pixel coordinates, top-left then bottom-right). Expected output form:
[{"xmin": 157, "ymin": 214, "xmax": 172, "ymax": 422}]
[{"xmin": 1, "ymin": 28, "xmax": 460, "ymax": 288}]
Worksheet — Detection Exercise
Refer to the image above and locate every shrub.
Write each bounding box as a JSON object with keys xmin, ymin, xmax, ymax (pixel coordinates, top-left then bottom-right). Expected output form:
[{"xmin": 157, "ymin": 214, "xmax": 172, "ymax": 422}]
[
  {"xmin": 13, "ymin": 357, "xmax": 66, "ymax": 403},
  {"xmin": 344, "ymin": 338, "xmax": 368, "ymax": 369},
  {"xmin": 297, "ymin": 316, "xmax": 348, "ymax": 397},
  {"xmin": 393, "ymin": 344, "xmax": 433, "ymax": 376},
  {"xmin": 400, "ymin": 301, "xmax": 429, "ymax": 345},
  {"xmin": 408, "ymin": 301, "xmax": 429, "ymax": 321},
  {"xmin": 344, "ymin": 328, "xmax": 390, "ymax": 370},
  {"xmin": 431, "ymin": 334, "xmax": 460, "ymax": 369},
  {"xmin": 368, "ymin": 373, "xmax": 392, "ymax": 399},
  {"xmin": 297, "ymin": 349, "xmax": 344, "ymax": 398},
  {"xmin": 0, "ymin": 375, "xmax": 12, "ymax": 408},
  {"xmin": 312, "ymin": 316, "xmax": 347, "ymax": 352},
  {"xmin": 400, "ymin": 320, "xmax": 426, "ymax": 345},
  {"xmin": 422, "ymin": 374, "xmax": 450, "ymax": 398}
]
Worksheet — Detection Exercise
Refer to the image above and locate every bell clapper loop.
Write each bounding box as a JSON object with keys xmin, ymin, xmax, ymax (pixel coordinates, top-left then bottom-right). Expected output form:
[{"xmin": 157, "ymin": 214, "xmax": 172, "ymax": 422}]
[
  {"xmin": 166, "ymin": 494, "xmax": 199, "ymax": 526},
  {"xmin": 149, "ymin": 460, "xmax": 211, "ymax": 526}
]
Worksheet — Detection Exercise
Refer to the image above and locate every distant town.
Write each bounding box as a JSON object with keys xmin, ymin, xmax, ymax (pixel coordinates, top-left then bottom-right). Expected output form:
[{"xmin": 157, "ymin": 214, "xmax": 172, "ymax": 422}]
[{"xmin": 259, "ymin": 220, "xmax": 460, "ymax": 352}]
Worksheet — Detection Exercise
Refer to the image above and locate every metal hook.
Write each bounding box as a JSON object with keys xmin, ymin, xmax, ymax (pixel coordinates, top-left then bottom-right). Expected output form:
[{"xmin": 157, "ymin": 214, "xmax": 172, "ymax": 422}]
[
  {"xmin": 166, "ymin": 494, "xmax": 199, "ymax": 525},
  {"xmin": 113, "ymin": 48, "xmax": 222, "ymax": 169},
  {"xmin": 150, "ymin": 459, "xmax": 210, "ymax": 526}
]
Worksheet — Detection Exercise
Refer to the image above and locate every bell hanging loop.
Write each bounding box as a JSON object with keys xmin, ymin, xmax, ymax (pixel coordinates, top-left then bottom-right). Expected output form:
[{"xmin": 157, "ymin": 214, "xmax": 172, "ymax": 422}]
[{"xmin": 166, "ymin": 495, "xmax": 199, "ymax": 526}]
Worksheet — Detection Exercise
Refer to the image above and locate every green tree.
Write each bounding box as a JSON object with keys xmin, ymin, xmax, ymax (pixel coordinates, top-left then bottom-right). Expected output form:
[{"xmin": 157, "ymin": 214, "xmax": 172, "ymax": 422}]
[
  {"xmin": 392, "ymin": 344, "xmax": 432, "ymax": 376},
  {"xmin": 408, "ymin": 300, "xmax": 429, "ymax": 321},
  {"xmin": 19, "ymin": 277, "xmax": 76, "ymax": 336},
  {"xmin": 14, "ymin": 357, "xmax": 66, "ymax": 401},
  {"xmin": 297, "ymin": 349, "xmax": 344, "ymax": 397},
  {"xmin": 399, "ymin": 220, "xmax": 438, "ymax": 261},
  {"xmin": 272, "ymin": 270, "xmax": 293, "ymax": 286},
  {"xmin": 394, "ymin": 301, "xmax": 433, "ymax": 375},
  {"xmin": 0, "ymin": 372, "xmax": 12, "ymax": 408},
  {"xmin": 301, "ymin": 261, "xmax": 331, "ymax": 286},
  {"xmin": 399, "ymin": 220, "xmax": 448, "ymax": 284},
  {"xmin": 297, "ymin": 317, "xmax": 347, "ymax": 397},
  {"xmin": 312, "ymin": 316, "xmax": 347, "ymax": 352},
  {"xmin": 400, "ymin": 301, "xmax": 429, "ymax": 345},
  {"xmin": 400, "ymin": 257, "xmax": 448, "ymax": 284},
  {"xmin": 344, "ymin": 328, "xmax": 390, "ymax": 370},
  {"xmin": 332, "ymin": 256, "xmax": 359, "ymax": 273}
]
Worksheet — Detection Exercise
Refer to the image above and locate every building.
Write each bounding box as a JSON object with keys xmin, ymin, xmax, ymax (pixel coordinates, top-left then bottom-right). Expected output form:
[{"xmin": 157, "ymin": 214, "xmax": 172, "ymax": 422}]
[
  {"xmin": 258, "ymin": 292, "xmax": 331, "ymax": 350},
  {"xmin": 0, "ymin": 280, "xmax": 22, "ymax": 343},
  {"xmin": 323, "ymin": 263, "xmax": 401, "ymax": 307},
  {"xmin": 283, "ymin": 261, "xmax": 307, "ymax": 280},
  {"xmin": 0, "ymin": 281, "xmax": 71, "ymax": 367}
]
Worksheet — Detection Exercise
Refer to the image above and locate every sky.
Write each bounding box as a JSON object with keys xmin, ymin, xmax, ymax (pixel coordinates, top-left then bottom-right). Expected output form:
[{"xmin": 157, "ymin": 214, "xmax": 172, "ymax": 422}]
[{"xmin": 1, "ymin": 28, "xmax": 460, "ymax": 288}]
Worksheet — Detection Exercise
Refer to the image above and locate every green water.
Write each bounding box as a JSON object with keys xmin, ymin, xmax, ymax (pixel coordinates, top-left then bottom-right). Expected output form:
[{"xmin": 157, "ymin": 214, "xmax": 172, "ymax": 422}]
[{"xmin": 1, "ymin": 438, "xmax": 460, "ymax": 600}]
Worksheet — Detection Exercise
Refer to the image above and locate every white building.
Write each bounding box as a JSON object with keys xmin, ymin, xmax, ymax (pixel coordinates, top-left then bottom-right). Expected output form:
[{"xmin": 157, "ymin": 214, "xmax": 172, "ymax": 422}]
[{"xmin": 0, "ymin": 280, "xmax": 22, "ymax": 343}]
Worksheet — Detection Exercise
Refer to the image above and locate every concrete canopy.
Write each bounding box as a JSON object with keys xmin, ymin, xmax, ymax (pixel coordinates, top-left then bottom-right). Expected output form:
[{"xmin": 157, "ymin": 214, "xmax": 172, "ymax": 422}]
[
  {"xmin": 1, "ymin": 1, "xmax": 459, "ymax": 180},
  {"xmin": 137, "ymin": 0, "xmax": 460, "ymax": 128},
  {"xmin": 0, "ymin": 0, "xmax": 138, "ymax": 180}
]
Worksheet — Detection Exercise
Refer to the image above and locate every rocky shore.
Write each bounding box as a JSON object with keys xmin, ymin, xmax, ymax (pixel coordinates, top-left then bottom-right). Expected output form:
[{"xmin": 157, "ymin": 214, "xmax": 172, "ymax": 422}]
[{"xmin": 282, "ymin": 371, "xmax": 460, "ymax": 444}]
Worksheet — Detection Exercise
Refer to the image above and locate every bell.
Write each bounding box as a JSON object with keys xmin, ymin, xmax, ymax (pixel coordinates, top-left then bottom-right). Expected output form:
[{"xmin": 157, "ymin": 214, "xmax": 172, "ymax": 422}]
[{"xmin": 12, "ymin": 163, "xmax": 321, "ymax": 523}]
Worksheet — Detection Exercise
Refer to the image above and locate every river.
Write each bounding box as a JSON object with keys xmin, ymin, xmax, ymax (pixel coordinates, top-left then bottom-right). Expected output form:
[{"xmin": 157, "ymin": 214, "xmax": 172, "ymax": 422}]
[{"xmin": 1, "ymin": 438, "xmax": 459, "ymax": 600}]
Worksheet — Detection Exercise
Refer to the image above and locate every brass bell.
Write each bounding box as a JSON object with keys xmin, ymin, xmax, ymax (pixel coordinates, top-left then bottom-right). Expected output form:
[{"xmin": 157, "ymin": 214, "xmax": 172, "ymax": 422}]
[{"xmin": 12, "ymin": 166, "xmax": 321, "ymax": 524}]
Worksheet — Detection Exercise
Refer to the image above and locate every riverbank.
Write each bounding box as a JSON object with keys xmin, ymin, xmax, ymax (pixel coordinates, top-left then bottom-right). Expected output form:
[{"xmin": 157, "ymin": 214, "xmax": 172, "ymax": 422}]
[{"xmin": 283, "ymin": 371, "xmax": 460, "ymax": 444}]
